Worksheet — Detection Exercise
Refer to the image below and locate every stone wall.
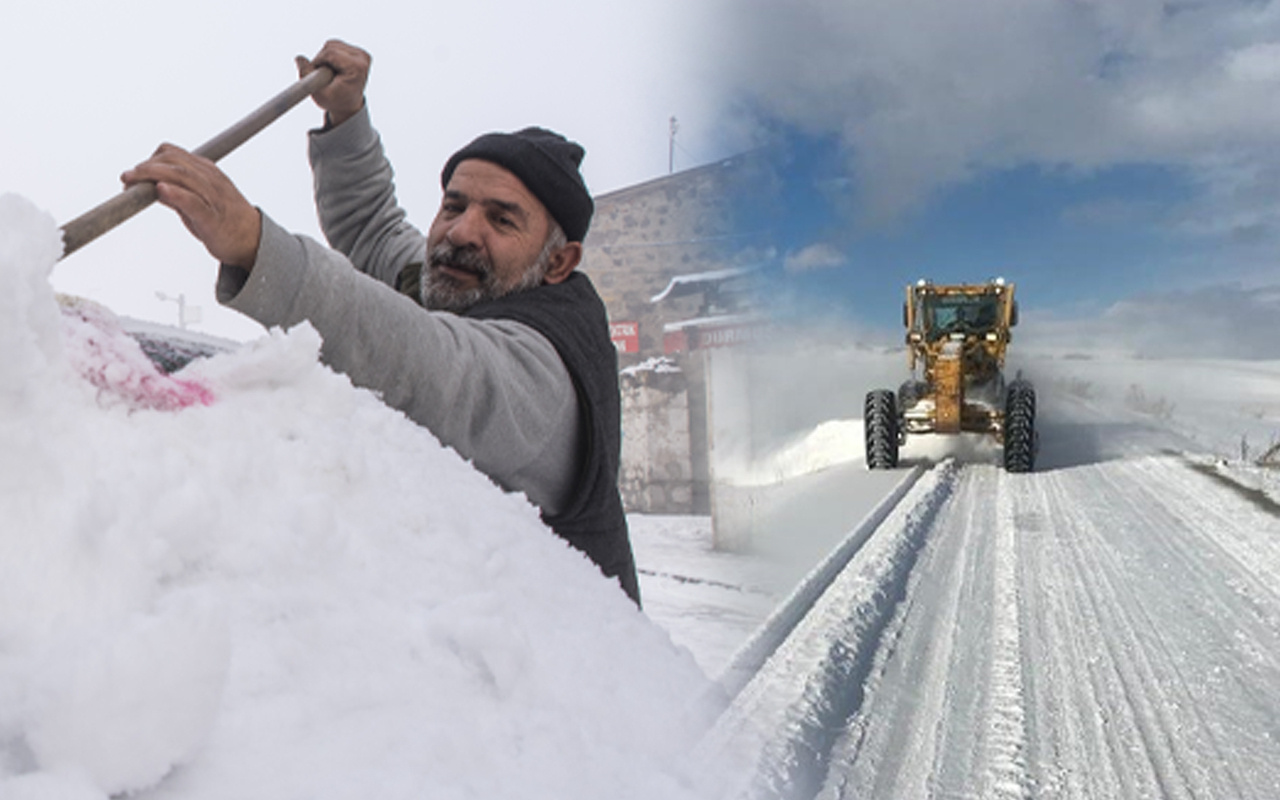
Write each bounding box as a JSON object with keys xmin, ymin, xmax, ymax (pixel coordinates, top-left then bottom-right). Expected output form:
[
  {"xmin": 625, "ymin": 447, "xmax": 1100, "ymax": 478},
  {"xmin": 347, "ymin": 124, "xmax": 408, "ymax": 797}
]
[{"xmin": 618, "ymin": 367, "xmax": 696, "ymax": 514}]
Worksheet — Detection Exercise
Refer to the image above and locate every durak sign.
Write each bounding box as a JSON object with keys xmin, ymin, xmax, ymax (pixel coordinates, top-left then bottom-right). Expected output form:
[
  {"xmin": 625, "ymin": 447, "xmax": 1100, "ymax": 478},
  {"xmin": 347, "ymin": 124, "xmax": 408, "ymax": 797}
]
[{"xmin": 664, "ymin": 320, "xmax": 768, "ymax": 353}]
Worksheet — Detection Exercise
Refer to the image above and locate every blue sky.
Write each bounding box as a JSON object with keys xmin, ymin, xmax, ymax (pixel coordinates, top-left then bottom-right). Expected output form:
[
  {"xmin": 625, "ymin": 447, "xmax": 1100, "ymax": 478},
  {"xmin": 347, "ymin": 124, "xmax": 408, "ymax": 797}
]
[
  {"xmin": 711, "ymin": 0, "xmax": 1280, "ymax": 352},
  {"xmin": 735, "ymin": 132, "xmax": 1208, "ymax": 328}
]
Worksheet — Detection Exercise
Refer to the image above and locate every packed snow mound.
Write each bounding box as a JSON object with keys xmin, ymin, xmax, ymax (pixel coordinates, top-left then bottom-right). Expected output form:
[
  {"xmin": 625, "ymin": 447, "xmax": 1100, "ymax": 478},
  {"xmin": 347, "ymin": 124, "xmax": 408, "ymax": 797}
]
[{"xmin": 0, "ymin": 195, "xmax": 714, "ymax": 799}]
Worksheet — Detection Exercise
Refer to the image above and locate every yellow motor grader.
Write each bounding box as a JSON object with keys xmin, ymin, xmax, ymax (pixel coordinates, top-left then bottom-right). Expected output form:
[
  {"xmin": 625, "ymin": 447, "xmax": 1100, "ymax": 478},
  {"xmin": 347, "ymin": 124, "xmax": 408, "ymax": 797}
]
[{"xmin": 864, "ymin": 278, "xmax": 1036, "ymax": 472}]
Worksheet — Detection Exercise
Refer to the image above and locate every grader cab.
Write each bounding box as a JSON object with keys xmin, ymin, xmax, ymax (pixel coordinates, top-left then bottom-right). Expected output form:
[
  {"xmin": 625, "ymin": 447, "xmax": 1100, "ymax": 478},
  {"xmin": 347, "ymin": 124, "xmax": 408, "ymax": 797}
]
[{"xmin": 864, "ymin": 278, "xmax": 1037, "ymax": 472}]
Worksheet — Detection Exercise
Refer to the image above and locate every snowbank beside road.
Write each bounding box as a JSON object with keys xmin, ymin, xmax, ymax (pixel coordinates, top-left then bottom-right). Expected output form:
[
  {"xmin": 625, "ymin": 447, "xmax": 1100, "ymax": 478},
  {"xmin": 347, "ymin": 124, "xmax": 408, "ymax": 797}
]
[
  {"xmin": 717, "ymin": 419, "xmax": 865, "ymax": 486},
  {"xmin": 0, "ymin": 195, "xmax": 714, "ymax": 799}
]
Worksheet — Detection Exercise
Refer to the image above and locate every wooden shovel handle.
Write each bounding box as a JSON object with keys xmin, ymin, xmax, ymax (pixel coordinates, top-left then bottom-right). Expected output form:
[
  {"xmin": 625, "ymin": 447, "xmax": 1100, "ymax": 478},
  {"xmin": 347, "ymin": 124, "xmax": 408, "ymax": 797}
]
[{"xmin": 58, "ymin": 66, "xmax": 335, "ymax": 260}]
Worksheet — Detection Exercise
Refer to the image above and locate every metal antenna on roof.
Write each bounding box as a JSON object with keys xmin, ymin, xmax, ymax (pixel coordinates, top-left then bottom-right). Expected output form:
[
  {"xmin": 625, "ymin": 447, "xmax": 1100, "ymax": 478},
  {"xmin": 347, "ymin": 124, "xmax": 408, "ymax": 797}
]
[{"xmin": 669, "ymin": 116, "xmax": 679, "ymax": 174}]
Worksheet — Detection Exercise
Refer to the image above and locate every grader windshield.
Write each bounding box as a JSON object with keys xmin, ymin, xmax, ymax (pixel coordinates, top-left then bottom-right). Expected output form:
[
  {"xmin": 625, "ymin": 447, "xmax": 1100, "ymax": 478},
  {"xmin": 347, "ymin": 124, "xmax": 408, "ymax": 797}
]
[{"xmin": 915, "ymin": 293, "xmax": 1001, "ymax": 339}]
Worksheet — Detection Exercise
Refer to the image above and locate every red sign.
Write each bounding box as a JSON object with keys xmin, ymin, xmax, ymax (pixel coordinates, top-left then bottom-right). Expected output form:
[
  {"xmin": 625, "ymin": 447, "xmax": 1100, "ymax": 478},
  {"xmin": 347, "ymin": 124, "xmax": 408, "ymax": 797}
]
[
  {"xmin": 610, "ymin": 321, "xmax": 639, "ymax": 354},
  {"xmin": 663, "ymin": 328, "xmax": 688, "ymax": 355}
]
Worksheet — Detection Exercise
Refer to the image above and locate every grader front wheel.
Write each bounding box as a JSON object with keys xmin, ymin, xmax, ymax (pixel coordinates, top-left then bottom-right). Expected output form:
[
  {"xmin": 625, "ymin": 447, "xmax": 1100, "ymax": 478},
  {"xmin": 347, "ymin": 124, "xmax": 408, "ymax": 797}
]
[{"xmin": 865, "ymin": 389, "xmax": 900, "ymax": 469}]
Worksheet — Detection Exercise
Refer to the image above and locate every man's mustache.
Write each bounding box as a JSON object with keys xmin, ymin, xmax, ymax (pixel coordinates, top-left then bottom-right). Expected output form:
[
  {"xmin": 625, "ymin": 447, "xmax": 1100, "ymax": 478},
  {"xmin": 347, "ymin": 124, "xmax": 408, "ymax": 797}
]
[{"xmin": 428, "ymin": 243, "xmax": 492, "ymax": 280}]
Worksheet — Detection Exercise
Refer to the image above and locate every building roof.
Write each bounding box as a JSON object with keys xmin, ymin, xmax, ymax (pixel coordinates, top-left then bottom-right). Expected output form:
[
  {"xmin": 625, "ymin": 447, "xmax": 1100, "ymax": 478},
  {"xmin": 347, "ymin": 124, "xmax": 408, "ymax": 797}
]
[{"xmin": 650, "ymin": 265, "xmax": 763, "ymax": 303}]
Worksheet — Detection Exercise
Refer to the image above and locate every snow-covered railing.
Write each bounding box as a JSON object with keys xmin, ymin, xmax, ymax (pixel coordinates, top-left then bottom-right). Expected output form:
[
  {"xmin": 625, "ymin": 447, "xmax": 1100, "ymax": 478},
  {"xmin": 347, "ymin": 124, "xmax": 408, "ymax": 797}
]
[{"xmin": 696, "ymin": 462, "xmax": 959, "ymax": 800}]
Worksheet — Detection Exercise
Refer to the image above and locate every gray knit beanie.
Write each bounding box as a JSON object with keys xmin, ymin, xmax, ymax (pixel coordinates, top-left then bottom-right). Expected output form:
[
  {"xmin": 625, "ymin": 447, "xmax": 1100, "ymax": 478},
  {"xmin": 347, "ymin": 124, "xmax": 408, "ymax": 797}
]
[{"xmin": 441, "ymin": 127, "xmax": 594, "ymax": 243}]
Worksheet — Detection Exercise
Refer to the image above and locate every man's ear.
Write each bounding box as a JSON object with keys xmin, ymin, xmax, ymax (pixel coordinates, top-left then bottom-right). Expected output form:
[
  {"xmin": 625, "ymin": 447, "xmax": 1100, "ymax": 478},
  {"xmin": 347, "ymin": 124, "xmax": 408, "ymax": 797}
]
[{"xmin": 542, "ymin": 241, "xmax": 583, "ymax": 285}]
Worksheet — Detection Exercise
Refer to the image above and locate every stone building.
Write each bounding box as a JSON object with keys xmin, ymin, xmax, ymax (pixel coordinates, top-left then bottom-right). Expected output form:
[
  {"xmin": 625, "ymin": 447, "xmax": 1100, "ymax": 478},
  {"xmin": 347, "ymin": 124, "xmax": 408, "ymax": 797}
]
[
  {"xmin": 580, "ymin": 155, "xmax": 766, "ymax": 518},
  {"xmin": 584, "ymin": 156, "xmax": 750, "ymax": 363}
]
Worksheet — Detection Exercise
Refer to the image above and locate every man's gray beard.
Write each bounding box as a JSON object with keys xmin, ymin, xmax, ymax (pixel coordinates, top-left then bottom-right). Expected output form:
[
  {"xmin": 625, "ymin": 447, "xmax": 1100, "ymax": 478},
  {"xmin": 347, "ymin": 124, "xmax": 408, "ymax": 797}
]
[{"xmin": 421, "ymin": 241, "xmax": 551, "ymax": 313}]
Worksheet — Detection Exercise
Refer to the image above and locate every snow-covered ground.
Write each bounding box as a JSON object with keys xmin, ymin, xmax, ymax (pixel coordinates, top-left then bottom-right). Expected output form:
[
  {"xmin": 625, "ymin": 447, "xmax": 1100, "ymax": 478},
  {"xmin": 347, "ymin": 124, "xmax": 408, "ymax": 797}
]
[{"xmin": 5, "ymin": 191, "xmax": 1280, "ymax": 798}]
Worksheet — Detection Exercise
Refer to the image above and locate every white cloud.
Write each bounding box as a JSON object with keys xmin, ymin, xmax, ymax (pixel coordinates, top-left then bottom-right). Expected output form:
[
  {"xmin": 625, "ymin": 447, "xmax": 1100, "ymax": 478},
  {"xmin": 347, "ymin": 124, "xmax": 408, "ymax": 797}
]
[
  {"xmin": 722, "ymin": 0, "xmax": 1280, "ymax": 232},
  {"xmin": 1022, "ymin": 283, "xmax": 1280, "ymax": 360},
  {"xmin": 784, "ymin": 242, "xmax": 847, "ymax": 274},
  {"xmin": 1225, "ymin": 40, "xmax": 1280, "ymax": 81}
]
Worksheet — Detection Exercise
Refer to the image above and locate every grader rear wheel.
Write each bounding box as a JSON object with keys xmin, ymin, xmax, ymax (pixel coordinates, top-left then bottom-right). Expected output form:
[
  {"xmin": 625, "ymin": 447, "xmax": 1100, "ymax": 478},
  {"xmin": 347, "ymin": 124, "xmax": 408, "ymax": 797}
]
[{"xmin": 1004, "ymin": 380, "xmax": 1036, "ymax": 473}]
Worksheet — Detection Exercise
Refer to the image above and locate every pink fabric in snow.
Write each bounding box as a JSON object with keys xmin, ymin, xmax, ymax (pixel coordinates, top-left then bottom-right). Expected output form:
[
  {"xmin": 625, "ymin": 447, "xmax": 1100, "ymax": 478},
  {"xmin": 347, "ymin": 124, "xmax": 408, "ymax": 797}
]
[{"xmin": 58, "ymin": 295, "xmax": 215, "ymax": 411}]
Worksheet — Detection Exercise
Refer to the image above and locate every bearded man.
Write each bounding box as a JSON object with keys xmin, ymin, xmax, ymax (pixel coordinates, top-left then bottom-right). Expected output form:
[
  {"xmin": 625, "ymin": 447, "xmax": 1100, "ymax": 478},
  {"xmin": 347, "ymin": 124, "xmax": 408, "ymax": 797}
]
[{"xmin": 123, "ymin": 40, "xmax": 640, "ymax": 606}]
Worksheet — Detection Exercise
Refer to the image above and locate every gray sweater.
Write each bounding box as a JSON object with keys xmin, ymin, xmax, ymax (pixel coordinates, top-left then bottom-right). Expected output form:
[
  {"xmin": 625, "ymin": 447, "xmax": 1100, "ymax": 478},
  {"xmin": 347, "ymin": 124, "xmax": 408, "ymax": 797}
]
[{"xmin": 216, "ymin": 107, "xmax": 580, "ymax": 515}]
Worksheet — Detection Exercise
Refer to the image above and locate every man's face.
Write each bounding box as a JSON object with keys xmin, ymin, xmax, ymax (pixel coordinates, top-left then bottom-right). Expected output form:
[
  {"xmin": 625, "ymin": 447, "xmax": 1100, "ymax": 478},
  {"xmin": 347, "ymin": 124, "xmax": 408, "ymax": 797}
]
[{"xmin": 423, "ymin": 160, "xmax": 554, "ymax": 312}]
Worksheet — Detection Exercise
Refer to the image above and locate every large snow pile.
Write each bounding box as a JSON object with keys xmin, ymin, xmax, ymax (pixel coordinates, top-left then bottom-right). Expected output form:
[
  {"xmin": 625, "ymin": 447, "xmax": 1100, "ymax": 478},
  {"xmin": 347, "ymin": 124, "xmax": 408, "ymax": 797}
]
[{"xmin": 0, "ymin": 195, "xmax": 715, "ymax": 800}]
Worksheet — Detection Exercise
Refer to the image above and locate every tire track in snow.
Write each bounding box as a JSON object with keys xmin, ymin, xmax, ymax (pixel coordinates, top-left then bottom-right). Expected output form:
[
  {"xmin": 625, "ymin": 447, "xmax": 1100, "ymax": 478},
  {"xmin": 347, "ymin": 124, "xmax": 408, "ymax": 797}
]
[
  {"xmin": 983, "ymin": 471, "xmax": 1030, "ymax": 799},
  {"xmin": 1026, "ymin": 458, "xmax": 1266, "ymax": 798},
  {"xmin": 1048, "ymin": 471, "xmax": 1208, "ymax": 799},
  {"xmin": 1112, "ymin": 458, "xmax": 1280, "ymax": 798},
  {"xmin": 1013, "ymin": 471, "xmax": 1116, "ymax": 793},
  {"xmin": 1014, "ymin": 473, "xmax": 1123, "ymax": 799}
]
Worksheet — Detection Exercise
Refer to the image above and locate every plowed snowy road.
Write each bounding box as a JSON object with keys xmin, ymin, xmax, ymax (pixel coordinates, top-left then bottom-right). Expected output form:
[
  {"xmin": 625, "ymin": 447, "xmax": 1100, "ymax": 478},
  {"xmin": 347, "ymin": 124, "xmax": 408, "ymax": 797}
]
[
  {"xmin": 701, "ymin": 398, "xmax": 1280, "ymax": 799},
  {"xmin": 823, "ymin": 456, "xmax": 1280, "ymax": 799}
]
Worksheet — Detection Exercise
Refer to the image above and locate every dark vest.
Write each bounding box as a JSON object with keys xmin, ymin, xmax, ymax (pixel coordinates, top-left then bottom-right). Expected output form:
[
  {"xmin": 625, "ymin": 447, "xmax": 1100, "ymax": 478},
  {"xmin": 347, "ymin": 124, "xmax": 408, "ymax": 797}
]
[{"xmin": 397, "ymin": 266, "xmax": 640, "ymax": 605}]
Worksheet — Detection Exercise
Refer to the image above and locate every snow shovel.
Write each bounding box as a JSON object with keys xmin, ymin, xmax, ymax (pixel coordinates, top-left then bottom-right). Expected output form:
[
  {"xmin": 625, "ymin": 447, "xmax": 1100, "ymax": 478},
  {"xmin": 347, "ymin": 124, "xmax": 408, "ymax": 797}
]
[{"xmin": 58, "ymin": 65, "xmax": 335, "ymax": 260}]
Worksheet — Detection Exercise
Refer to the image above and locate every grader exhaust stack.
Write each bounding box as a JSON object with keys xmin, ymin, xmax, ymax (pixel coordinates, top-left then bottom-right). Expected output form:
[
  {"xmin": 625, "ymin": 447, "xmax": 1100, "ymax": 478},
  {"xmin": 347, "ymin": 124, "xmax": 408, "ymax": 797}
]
[{"xmin": 864, "ymin": 278, "xmax": 1037, "ymax": 472}]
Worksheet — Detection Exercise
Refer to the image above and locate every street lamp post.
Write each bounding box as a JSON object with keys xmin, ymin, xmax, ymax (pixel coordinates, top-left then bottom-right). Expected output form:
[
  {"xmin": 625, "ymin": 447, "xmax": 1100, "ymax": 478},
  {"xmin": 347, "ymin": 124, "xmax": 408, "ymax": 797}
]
[
  {"xmin": 669, "ymin": 116, "xmax": 679, "ymax": 174},
  {"xmin": 155, "ymin": 291, "xmax": 201, "ymax": 330}
]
